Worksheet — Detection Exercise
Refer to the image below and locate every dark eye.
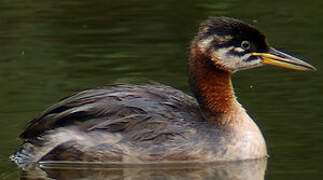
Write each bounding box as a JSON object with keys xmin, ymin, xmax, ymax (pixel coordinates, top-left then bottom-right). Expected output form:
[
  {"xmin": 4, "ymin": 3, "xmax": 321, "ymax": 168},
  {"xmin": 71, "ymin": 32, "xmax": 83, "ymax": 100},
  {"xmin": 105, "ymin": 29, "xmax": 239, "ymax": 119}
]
[{"xmin": 241, "ymin": 41, "xmax": 251, "ymax": 50}]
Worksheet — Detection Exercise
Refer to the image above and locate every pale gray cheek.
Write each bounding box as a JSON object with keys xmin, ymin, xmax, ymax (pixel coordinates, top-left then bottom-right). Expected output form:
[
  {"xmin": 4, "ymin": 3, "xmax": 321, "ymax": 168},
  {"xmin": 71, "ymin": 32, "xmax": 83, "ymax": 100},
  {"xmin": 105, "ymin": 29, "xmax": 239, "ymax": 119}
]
[
  {"xmin": 233, "ymin": 57, "xmax": 247, "ymax": 68},
  {"xmin": 251, "ymin": 58, "xmax": 263, "ymax": 65},
  {"xmin": 234, "ymin": 47, "xmax": 245, "ymax": 53},
  {"xmin": 248, "ymin": 59, "xmax": 263, "ymax": 68}
]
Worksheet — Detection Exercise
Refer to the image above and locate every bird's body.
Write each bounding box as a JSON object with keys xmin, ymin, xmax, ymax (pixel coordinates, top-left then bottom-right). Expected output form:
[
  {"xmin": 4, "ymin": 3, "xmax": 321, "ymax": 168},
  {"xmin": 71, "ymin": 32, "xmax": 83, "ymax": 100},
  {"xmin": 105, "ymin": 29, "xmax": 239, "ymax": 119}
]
[
  {"xmin": 11, "ymin": 17, "xmax": 315, "ymax": 167},
  {"xmin": 14, "ymin": 84, "xmax": 266, "ymax": 165}
]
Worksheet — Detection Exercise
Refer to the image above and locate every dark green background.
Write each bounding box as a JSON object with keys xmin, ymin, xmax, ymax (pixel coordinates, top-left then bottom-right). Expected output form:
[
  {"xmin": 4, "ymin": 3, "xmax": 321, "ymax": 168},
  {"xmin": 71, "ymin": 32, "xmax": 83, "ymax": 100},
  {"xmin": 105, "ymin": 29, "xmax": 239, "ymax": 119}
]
[{"xmin": 0, "ymin": 0, "xmax": 322, "ymax": 179}]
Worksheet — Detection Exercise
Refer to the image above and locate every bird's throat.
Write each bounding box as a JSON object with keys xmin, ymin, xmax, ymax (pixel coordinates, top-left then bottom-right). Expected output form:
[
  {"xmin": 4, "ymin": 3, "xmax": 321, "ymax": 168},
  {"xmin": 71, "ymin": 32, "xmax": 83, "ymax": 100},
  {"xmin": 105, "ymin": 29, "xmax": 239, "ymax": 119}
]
[{"xmin": 189, "ymin": 42, "xmax": 236, "ymax": 124}]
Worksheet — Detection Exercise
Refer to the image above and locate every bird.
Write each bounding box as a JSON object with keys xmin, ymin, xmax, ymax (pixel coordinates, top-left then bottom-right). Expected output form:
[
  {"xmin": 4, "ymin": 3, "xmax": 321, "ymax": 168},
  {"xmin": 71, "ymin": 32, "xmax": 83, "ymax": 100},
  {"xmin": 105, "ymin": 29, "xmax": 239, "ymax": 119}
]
[{"xmin": 11, "ymin": 16, "xmax": 316, "ymax": 168}]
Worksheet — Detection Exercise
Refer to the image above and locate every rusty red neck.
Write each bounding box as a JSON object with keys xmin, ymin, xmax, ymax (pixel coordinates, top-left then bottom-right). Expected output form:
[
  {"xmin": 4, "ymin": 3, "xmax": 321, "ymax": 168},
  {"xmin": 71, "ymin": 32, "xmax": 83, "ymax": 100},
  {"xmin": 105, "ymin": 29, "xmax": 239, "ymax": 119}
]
[{"xmin": 189, "ymin": 39, "xmax": 236, "ymax": 124}]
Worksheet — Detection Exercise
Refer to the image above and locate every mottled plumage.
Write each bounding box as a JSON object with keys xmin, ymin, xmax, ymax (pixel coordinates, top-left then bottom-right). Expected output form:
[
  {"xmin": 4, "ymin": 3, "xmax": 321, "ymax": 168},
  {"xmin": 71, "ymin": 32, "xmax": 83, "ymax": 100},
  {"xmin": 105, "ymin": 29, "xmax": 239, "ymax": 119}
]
[
  {"xmin": 21, "ymin": 84, "xmax": 200, "ymax": 141},
  {"xmin": 14, "ymin": 84, "xmax": 237, "ymax": 165}
]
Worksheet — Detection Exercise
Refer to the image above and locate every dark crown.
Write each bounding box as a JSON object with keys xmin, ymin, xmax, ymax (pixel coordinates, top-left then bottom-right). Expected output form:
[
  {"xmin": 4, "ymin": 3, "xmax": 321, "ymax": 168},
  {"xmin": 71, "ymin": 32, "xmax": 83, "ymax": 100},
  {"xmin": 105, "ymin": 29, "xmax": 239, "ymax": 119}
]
[{"xmin": 198, "ymin": 17, "xmax": 269, "ymax": 52}]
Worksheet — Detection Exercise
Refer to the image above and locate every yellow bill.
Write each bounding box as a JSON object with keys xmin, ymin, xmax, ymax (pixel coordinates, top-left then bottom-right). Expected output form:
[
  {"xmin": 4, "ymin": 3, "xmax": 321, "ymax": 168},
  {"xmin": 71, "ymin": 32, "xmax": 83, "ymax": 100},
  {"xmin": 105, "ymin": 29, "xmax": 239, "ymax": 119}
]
[{"xmin": 253, "ymin": 48, "xmax": 316, "ymax": 71}]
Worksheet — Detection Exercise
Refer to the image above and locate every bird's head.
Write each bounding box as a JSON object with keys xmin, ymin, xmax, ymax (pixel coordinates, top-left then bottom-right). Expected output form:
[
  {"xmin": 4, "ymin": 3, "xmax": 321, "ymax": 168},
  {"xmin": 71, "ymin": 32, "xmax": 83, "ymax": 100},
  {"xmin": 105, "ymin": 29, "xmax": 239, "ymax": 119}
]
[{"xmin": 193, "ymin": 17, "xmax": 316, "ymax": 73}]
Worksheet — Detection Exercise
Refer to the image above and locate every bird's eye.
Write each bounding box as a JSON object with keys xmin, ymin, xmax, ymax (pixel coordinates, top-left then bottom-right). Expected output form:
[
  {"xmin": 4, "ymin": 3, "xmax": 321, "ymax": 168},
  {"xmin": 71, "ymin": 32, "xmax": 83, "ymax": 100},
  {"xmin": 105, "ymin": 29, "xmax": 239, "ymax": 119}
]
[{"xmin": 241, "ymin": 41, "xmax": 251, "ymax": 50}]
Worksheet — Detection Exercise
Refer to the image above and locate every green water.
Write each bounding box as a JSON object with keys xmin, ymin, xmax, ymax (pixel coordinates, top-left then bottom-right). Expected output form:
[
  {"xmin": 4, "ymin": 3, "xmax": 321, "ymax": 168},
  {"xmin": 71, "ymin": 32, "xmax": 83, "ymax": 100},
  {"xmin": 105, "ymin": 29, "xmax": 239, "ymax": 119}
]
[{"xmin": 0, "ymin": 0, "xmax": 322, "ymax": 179}]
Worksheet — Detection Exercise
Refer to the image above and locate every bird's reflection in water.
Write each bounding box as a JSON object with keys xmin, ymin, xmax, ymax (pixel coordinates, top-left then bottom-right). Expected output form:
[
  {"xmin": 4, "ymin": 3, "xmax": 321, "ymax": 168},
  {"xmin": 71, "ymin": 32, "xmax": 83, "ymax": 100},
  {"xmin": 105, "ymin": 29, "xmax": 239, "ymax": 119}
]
[{"xmin": 20, "ymin": 159, "xmax": 267, "ymax": 180}]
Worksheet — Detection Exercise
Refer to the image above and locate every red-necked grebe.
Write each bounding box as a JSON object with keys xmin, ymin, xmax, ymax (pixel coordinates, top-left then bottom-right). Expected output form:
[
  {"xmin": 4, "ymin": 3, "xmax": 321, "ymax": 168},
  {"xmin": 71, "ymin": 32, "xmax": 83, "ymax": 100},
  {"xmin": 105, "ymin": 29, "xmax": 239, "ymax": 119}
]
[{"xmin": 11, "ymin": 17, "xmax": 316, "ymax": 167}]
